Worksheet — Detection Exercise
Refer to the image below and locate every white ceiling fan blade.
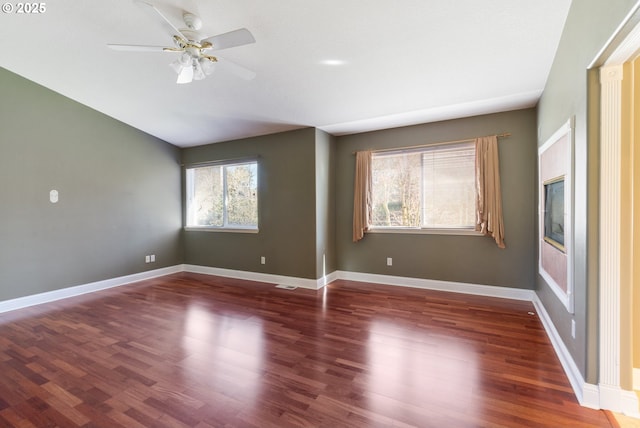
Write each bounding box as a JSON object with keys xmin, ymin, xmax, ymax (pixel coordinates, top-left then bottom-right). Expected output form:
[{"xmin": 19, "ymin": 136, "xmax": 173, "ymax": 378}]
[
  {"xmin": 134, "ymin": 0, "xmax": 187, "ymax": 41},
  {"xmin": 107, "ymin": 44, "xmax": 168, "ymax": 52},
  {"xmin": 216, "ymin": 57, "xmax": 256, "ymax": 80},
  {"xmin": 176, "ymin": 65, "xmax": 194, "ymax": 84},
  {"xmin": 202, "ymin": 28, "xmax": 256, "ymax": 51}
]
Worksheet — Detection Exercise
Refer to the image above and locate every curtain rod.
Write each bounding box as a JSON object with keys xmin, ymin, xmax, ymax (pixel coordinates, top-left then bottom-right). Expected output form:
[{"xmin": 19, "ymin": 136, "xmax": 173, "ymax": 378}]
[
  {"xmin": 352, "ymin": 132, "xmax": 511, "ymax": 155},
  {"xmin": 181, "ymin": 155, "xmax": 261, "ymax": 168}
]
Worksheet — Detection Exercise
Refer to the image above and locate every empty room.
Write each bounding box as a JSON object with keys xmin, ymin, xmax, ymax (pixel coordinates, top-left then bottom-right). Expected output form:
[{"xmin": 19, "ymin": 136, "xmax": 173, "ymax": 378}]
[{"xmin": 1, "ymin": 1, "xmax": 640, "ymax": 427}]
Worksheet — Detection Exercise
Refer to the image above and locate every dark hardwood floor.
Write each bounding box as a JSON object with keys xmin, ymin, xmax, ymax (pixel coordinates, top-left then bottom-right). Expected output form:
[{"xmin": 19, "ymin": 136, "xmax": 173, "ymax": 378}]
[{"xmin": 0, "ymin": 272, "xmax": 615, "ymax": 427}]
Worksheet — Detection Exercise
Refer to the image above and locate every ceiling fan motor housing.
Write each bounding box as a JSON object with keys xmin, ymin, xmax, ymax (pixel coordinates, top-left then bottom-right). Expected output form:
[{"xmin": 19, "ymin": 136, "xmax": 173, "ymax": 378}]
[
  {"xmin": 179, "ymin": 13, "xmax": 203, "ymax": 42},
  {"xmin": 183, "ymin": 12, "xmax": 202, "ymax": 30}
]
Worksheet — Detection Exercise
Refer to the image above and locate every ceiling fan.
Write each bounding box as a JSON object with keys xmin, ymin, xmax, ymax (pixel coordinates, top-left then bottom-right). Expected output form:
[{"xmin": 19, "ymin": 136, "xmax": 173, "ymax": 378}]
[{"xmin": 108, "ymin": 1, "xmax": 256, "ymax": 84}]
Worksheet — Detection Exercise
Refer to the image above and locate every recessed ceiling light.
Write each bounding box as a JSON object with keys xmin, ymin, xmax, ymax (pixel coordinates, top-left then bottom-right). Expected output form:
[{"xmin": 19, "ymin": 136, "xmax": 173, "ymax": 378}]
[{"xmin": 320, "ymin": 59, "xmax": 346, "ymax": 66}]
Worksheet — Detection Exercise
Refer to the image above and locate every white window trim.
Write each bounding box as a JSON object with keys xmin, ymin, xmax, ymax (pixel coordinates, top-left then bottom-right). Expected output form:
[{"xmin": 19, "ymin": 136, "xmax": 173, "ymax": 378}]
[
  {"xmin": 368, "ymin": 227, "xmax": 482, "ymax": 236},
  {"xmin": 184, "ymin": 158, "xmax": 259, "ymax": 231},
  {"xmin": 370, "ymin": 141, "xmax": 477, "ymax": 233},
  {"xmin": 184, "ymin": 226, "xmax": 259, "ymax": 234}
]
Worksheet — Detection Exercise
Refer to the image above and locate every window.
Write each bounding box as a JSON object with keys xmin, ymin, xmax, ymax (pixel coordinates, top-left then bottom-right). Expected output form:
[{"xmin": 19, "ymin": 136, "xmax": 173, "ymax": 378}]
[
  {"xmin": 185, "ymin": 160, "xmax": 258, "ymax": 231},
  {"xmin": 371, "ymin": 142, "xmax": 476, "ymax": 230}
]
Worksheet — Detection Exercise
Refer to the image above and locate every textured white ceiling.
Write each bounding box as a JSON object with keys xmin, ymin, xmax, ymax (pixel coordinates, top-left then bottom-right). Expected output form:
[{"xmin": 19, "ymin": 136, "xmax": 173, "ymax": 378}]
[{"xmin": 0, "ymin": 0, "xmax": 571, "ymax": 147}]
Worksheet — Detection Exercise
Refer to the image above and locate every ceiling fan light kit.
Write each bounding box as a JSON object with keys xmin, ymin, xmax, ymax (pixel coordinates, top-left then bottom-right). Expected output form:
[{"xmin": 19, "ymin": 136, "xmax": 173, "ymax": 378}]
[
  {"xmin": 107, "ymin": 1, "xmax": 255, "ymax": 84},
  {"xmin": 167, "ymin": 39, "xmax": 217, "ymax": 84}
]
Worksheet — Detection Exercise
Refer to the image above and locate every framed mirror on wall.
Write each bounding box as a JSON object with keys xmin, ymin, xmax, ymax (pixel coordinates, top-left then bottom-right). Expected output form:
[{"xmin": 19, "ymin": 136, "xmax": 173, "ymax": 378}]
[
  {"xmin": 538, "ymin": 119, "xmax": 574, "ymax": 313},
  {"xmin": 543, "ymin": 176, "xmax": 565, "ymax": 252}
]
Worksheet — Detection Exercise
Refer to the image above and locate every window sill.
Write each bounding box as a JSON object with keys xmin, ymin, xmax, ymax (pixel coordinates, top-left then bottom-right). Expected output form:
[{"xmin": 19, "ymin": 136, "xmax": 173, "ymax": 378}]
[
  {"xmin": 184, "ymin": 227, "xmax": 259, "ymax": 234},
  {"xmin": 368, "ymin": 227, "xmax": 483, "ymax": 236}
]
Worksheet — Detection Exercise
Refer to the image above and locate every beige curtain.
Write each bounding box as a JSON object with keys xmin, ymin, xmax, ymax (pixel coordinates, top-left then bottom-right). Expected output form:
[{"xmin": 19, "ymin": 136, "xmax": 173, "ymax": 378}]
[
  {"xmin": 353, "ymin": 150, "xmax": 373, "ymax": 242},
  {"xmin": 475, "ymin": 136, "xmax": 506, "ymax": 248}
]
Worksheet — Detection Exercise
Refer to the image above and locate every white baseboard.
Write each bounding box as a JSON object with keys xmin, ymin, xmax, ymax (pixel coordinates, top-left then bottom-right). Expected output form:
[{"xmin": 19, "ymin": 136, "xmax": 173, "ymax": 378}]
[
  {"xmin": 334, "ymin": 270, "xmax": 536, "ymax": 301},
  {"xmin": 0, "ymin": 265, "xmax": 183, "ymax": 314},
  {"xmin": 183, "ymin": 264, "xmax": 326, "ymax": 290},
  {"xmin": 0, "ymin": 265, "xmax": 535, "ymax": 314},
  {"xmin": 531, "ymin": 293, "xmax": 593, "ymax": 407},
  {"xmin": 582, "ymin": 383, "xmax": 601, "ymax": 410},
  {"xmin": 599, "ymin": 384, "xmax": 640, "ymax": 417},
  {"xmin": 533, "ymin": 293, "xmax": 640, "ymax": 416},
  {"xmin": 622, "ymin": 389, "xmax": 640, "ymax": 418},
  {"xmin": 182, "ymin": 266, "xmax": 536, "ymax": 300}
]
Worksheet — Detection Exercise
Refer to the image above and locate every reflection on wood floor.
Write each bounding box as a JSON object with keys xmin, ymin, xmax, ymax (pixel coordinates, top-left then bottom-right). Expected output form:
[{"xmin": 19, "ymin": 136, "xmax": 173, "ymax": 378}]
[{"xmin": 0, "ymin": 272, "xmax": 616, "ymax": 427}]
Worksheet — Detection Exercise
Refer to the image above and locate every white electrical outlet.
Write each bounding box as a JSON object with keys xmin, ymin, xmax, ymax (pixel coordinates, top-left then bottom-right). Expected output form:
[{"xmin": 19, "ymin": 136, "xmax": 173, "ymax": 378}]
[
  {"xmin": 145, "ymin": 255, "xmax": 151, "ymax": 263},
  {"xmin": 150, "ymin": 255, "xmax": 155, "ymax": 262},
  {"xmin": 386, "ymin": 257, "xmax": 393, "ymax": 266},
  {"xmin": 260, "ymin": 256, "xmax": 266, "ymax": 265},
  {"xmin": 571, "ymin": 319, "xmax": 576, "ymax": 338}
]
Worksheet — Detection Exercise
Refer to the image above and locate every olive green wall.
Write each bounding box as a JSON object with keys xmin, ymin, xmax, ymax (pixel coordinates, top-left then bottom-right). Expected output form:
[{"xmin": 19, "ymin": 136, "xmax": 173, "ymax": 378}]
[
  {"xmin": 0, "ymin": 68, "xmax": 183, "ymax": 301},
  {"xmin": 315, "ymin": 129, "xmax": 337, "ymax": 278},
  {"xmin": 536, "ymin": 0, "xmax": 638, "ymax": 383},
  {"xmin": 10, "ymin": 4, "xmax": 631, "ymax": 383},
  {"xmin": 335, "ymin": 109, "xmax": 537, "ymax": 289},
  {"xmin": 182, "ymin": 128, "xmax": 326, "ymax": 280}
]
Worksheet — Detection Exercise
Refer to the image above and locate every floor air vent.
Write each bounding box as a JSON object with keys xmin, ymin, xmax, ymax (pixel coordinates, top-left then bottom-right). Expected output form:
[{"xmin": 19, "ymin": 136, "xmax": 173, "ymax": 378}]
[{"xmin": 275, "ymin": 284, "xmax": 297, "ymax": 290}]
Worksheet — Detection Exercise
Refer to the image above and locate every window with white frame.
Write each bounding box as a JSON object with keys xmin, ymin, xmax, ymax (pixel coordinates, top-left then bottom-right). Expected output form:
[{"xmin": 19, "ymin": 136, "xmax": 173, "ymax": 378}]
[
  {"xmin": 371, "ymin": 142, "xmax": 476, "ymax": 230},
  {"xmin": 185, "ymin": 160, "xmax": 258, "ymax": 230}
]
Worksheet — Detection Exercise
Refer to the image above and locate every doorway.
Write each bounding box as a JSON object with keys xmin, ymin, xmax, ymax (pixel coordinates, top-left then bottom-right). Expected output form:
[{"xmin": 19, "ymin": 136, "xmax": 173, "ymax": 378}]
[{"xmin": 596, "ymin": 10, "xmax": 640, "ymax": 416}]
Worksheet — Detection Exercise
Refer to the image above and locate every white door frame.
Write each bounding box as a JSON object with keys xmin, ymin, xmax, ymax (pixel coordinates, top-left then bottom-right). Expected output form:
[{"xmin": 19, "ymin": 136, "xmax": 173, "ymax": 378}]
[{"xmin": 593, "ymin": 2, "xmax": 640, "ymax": 416}]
